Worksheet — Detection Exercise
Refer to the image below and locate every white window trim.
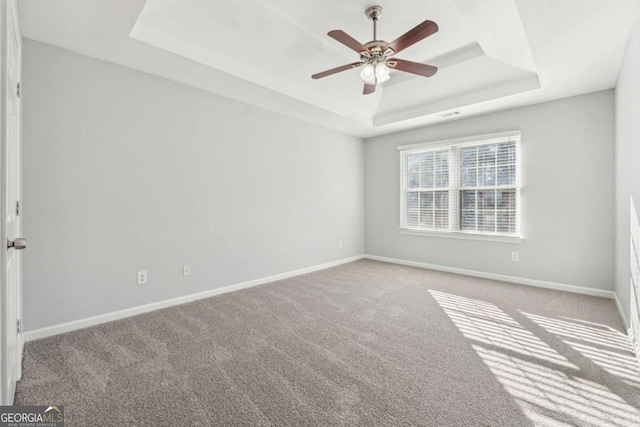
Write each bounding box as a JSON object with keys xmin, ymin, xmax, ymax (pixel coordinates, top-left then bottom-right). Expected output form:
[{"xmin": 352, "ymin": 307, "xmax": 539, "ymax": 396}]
[
  {"xmin": 398, "ymin": 228, "xmax": 523, "ymax": 244},
  {"xmin": 398, "ymin": 131, "xmax": 523, "ymax": 243}
]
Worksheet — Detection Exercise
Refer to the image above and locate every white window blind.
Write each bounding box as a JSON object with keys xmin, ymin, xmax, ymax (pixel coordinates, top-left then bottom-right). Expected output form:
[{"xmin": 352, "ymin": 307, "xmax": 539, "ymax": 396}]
[{"xmin": 399, "ymin": 131, "xmax": 521, "ymax": 238}]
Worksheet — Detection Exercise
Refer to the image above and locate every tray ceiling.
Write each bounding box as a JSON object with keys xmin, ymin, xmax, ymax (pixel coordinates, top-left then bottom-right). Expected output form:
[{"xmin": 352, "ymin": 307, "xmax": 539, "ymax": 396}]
[{"xmin": 19, "ymin": 0, "xmax": 640, "ymax": 137}]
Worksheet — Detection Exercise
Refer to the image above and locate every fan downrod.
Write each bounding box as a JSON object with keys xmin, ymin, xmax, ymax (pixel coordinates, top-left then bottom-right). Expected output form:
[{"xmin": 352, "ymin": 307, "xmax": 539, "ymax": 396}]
[
  {"xmin": 366, "ymin": 6, "xmax": 382, "ymax": 40},
  {"xmin": 364, "ymin": 6, "xmax": 386, "ymax": 53}
]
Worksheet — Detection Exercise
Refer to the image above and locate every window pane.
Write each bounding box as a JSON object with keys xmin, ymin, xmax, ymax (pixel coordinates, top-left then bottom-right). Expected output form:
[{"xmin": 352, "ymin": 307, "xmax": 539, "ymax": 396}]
[
  {"xmin": 478, "ymin": 190, "xmax": 496, "ymax": 209},
  {"xmin": 497, "ymin": 190, "xmax": 515, "ymax": 209},
  {"xmin": 497, "ymin": 143, "xmax": 514, "ymax": 164},
  {"xmin": 407, "ymin": 192, "xmax": 419, "ymax": 226},
  {"xmin": 420, "ymin": 191, "xmax": 434, "ymax": 210},
  {"xmin": 479, "ymin": 165, "xmax": 496, "ymax": 186},
  {"xmin": 461, "ymin": 191, "xmax": 476, "ymax": 209},
  {"xmin": 421, "ymin": 210, "xmax": 434, "ymax": 228},
  {"xmin": 408, "ymin": 173, "xmax": 420, "ymax": 189},
  {"xmin": 479, "ymin": 145, "xmax": 496, "ymax": 166},
  {"xmin": 403, "ymin": 190, "xmax": 452, "ymax": 230},
  {"xmin": 497, "ymin": 165, "xmax": 512, "ymax": 186},
  {"xmin": 422, "ymin": 170, "xmax": 435, "ymax": 188},
  {"xmin": 420, "ymin": 192, "xmax": 434, "ymax": 228},
  {"xmin": 423, "ymin": 152, "xmax": 435, "ymax": 187},
  {"xmin": 497, "ymin": 211, "xmax": 515, "ymax": 233},
  {"xmin": 462, "ymin": 167, "xmax": 477, "ymax": 187},
  {"xmin": 461, "ymin": 147, "xmax": 477, "ymax": 168},
  {"xmin": 435, "ymin": 191, "xmax": 448, "ymax": 209},
  {"xmin": 508, "ymin": 144, "xmax": 516, "ymax": 164},
  {"xmin": 435, "ymin": 152, "xmax": 449, "ymax": 187},
  {"xmin": 496, "ymin": 142, "xmax": 516, "ymax": 186},
  {"xmin": 435, "ymin": 210, "xmax": 448, "ymax": 229},
  {"xmin": 479, "ymin": 210, "xmax": 496, "ymax": 232},
  {"xmin": 408, "ymin": 154, "xmax": 420, "ymax": 173},
  {"xmin": 460, "ymin": 210, "xmax": 476, "ymax": 230}
]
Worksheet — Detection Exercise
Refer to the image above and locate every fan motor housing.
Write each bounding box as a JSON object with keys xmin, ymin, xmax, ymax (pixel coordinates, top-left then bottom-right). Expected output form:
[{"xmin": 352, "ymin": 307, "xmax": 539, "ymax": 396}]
[
  {"xmin": 364, "ymin": 40, "xmax": 394, "ymax": 59},
  {"xmin": 364, "ymin": 40, "xmax": 386, "ymax": 51}
]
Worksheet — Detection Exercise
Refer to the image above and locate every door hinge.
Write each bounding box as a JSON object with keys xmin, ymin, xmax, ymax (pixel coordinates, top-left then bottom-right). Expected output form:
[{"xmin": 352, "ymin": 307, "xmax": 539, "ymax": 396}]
[
  {"xmin": 16, "ymin": 201, "xmax": 20, "ymax": 216},
  {"xmin": 16, "ymin": 82, "xmax": 20, "ymax": 98},
  {"xmin": 16, "ymin": 319, "xmax": 22, "ymax": 333}
]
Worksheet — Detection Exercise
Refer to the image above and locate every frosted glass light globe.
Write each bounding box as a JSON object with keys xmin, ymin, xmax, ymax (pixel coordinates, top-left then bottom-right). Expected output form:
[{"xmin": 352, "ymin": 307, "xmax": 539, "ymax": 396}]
[
  {"xmin": 375, "ymin": 63, "xmax": 390, "ymax": 83},
  {"xmin": 360, "ymin": 64, "xmax": 376, "ymax": 85},
  {"xmin": 360, "ymin": 62, "xmax": 391, "ymax": 85}
]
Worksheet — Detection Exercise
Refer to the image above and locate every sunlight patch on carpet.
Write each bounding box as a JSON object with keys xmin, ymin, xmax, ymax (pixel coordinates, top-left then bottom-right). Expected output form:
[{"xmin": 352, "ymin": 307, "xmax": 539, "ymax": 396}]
[{"xmin": 430, "ymin": 290, "xmax": 640, "ymax": 426}]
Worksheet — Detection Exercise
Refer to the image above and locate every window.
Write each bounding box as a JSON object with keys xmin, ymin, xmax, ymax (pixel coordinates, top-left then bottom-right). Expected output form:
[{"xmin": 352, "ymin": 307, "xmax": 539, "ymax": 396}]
[{"xmin": 399, "ymin": 131, "xmax": 521, "ymax": 240}]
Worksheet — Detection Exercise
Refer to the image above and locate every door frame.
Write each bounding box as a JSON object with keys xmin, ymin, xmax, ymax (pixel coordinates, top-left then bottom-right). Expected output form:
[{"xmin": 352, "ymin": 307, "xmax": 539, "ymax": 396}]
[{"xmin": 0, "ymin": 0, "xmax": 22, "ymax": 406}]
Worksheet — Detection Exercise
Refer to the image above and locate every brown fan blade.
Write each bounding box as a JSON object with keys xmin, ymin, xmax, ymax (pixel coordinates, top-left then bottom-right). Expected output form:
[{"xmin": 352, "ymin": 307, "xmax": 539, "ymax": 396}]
[
  {"xmin": 312, "ymin": 62, "xmax": 363, "ymax": 79},
  {"xmin": 385, "ymin": 20, "xmax": 438, "ymax": 56},
  {"xmin": 363, "ymin": 84, "xmax": 376, "ymax": 95},
  {"xmin": 328, "ymin": 30, "xmax": 370, "ymax": 55},
  {"xmin": 387, "ymin": 59, "xmax": 437, "ymax": 78}
]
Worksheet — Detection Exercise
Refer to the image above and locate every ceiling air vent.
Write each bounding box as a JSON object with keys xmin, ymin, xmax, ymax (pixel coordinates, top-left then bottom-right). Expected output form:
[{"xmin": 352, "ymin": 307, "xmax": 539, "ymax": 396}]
[{"xmin": 440, "ymin": 111, "xmax": 461, "ymax": 118}]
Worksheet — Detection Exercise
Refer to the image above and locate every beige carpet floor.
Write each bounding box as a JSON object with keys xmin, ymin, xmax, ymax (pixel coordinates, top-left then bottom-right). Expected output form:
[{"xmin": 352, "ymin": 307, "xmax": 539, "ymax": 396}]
[{"xmin": 15, "ymin": 260, "xmax": 640, "ymax": 426}]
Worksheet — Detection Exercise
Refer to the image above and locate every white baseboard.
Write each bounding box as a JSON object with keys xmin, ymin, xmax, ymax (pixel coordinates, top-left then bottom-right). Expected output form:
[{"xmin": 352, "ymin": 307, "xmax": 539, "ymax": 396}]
[
  {"xmin": 614, "ymin": 293, "xmax": 630, "ymax": 332},
  {"xmin": 24, "ymin": 253, "xmax": 623, "ymax": 342},
  {"xmin": 613, "ymin": 295, "xmax": 639, "ymax": 365},
  {"xmin": 24, "ymin": 255, "xmax": 365, "ymax": 342},
  {"xmin": 364, "ymin": 255, "xmax": 616, "ymax": 299}
]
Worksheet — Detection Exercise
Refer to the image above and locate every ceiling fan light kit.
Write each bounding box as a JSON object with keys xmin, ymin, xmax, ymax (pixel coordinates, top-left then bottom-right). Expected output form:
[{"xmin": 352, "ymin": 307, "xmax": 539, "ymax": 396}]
[
  {"xmin": 360, "ymin": 62, "xmax": 390, "ymax": 85},
  {"xmin": 312, "ymin": 5, "xmax": 439, "ymax": 95}
]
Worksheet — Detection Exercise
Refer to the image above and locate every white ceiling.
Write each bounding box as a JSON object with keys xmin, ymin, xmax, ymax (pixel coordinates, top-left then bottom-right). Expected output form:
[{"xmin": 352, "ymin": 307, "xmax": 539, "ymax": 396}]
[{"xmin": 18, "ymin": 0, "xmax": 640, "ymax": 138}]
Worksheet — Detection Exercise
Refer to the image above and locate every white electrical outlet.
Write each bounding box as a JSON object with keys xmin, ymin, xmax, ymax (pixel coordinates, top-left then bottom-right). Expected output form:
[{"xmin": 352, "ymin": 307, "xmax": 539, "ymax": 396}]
[
  {"xmin": 338, "ymin": 240, "xmax": 343, "ymax": 249},
  {"xmin": 511, "ymin": 252, "xmax": 519, "ymax": 262},
  {"xmin": 183, "ymin": 265, "xmax": 191, "ymax": 277},
  {"xmin": 137, "ymin": 270, "xmax": 148, "ymax": 285}
]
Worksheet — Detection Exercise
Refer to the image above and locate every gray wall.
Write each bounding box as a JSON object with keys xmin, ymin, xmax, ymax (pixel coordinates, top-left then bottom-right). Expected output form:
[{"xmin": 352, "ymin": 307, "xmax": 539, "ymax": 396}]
[
  {"xmin": 615, "ymin": 13, "xmax": 640, "ymax": 324},
  {"xmin": 22, "ymin": 40, "xmax": 364, "ymax": 331},
  {"xmin": 365, "ymin": 91, "xmax": 615, "ymax": 291}
]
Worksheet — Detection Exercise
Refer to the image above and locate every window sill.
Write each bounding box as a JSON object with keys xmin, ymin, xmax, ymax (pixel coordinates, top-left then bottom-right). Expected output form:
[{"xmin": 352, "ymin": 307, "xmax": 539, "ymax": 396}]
[{"xmin": 399, "ymin": 228, "xmax": 523, "ymax": 244}]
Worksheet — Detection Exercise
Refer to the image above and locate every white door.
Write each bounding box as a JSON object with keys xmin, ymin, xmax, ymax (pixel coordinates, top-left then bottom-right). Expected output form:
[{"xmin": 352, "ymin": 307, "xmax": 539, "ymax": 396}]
[{"xmin": 1, "ymin": 0, "xmax": 22, "ymax": 406}]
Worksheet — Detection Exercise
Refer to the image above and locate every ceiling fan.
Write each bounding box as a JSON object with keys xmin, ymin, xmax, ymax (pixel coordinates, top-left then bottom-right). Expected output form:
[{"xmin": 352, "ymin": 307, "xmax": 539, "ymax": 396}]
[{"xmin": 312, "ymin": 5, "xmax": 439, "ymax": 95}]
